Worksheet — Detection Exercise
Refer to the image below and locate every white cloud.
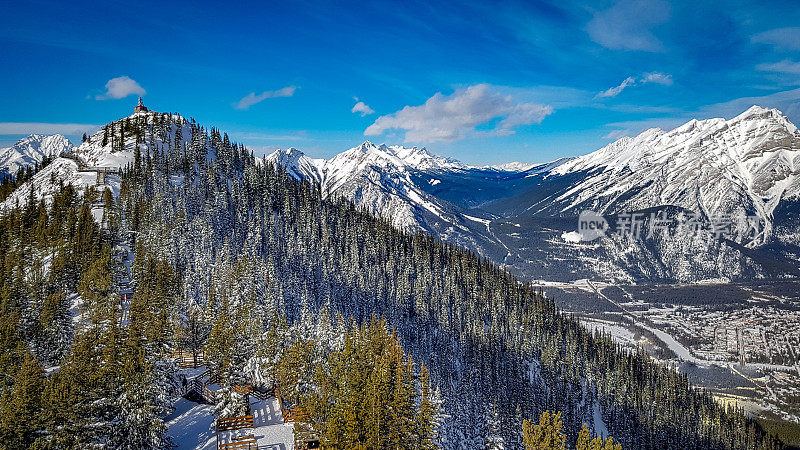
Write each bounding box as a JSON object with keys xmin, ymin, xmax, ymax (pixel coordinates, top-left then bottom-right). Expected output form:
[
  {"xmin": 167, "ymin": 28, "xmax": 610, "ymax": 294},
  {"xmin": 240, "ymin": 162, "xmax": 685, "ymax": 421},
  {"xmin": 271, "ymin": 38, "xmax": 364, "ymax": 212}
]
[
  {"xmin": 602, "ymin": 87, "xmax": 800, "ymax": 140},
  {"xmin": 697, "ymin": 87, "xmax": 800, "ymax": 123},
  {"xmin": 641, "ymin": 72, "xmax": 673, "ymax": 85},
  {"xmin": 756, "ymin": 60, "xmax": 800, "ymax": 75},
  {"xmin": 351, "ymin": 99, "xmax": 375, "ymax": 116},
  {"xmin": 234, "ymin": 86, "xmax": 297, "ymax": 110},
  {"xmin": 586, "ymin": 0, "xmax": 670, "ymax": 52},
  {"xmin": 95, "ymin": 76, "xmax": 146, "ymax": 100},
  {"xmin": 0, "ymin": 122, "xmax": 101, "ymax": 136},
  {"xmin": 595, "ymin": 72, "xmax": 673, "ymax": 98},
  {"xmin": 595, "ymin": 77, "xmax": 636, "ymax": 98},
  {"xmin": 364, "ymin": 84, "xmax": 553, "ymax": 143},
  {"xmin": 752, "ymin": 27, "xmax": 800, "ymax": 51}
]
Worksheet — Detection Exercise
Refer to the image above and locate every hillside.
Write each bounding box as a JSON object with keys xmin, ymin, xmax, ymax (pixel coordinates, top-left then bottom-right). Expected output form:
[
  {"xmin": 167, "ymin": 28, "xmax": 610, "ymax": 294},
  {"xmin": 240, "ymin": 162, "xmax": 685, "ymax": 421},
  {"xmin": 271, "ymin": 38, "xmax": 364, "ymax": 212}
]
[
  {"xmin": 268, "ymin": 106, "xmax": 800, "ymax": 282},
  {"xmin": 0, "ymin": 109, "xmax": 784, "ymax": 448},
  {"xmin": 0, "ymin": 134, "xmax": 73, "ymax": 180}
]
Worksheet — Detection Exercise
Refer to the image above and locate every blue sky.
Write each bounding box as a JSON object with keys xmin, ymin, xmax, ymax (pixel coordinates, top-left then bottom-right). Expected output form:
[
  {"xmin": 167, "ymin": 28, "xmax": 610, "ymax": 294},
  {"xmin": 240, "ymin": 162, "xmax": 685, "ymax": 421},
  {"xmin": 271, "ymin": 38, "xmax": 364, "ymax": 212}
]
[{"xmin": 1, "ymin": 0, "xmax": 799, "ymax": 164}]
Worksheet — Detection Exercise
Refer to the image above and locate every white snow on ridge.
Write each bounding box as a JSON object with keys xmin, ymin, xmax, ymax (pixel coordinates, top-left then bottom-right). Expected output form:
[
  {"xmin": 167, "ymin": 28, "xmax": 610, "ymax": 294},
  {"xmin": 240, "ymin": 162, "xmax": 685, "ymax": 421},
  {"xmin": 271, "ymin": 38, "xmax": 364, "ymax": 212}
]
[
  {"xmin": 0, "ymin": 111, "xmax": 195, "ymax": 210},
  {"xmin": 0, "ymin": 134, "xmax": 73, "ymax": 178},
  {"xmin": 265, "ymin": 141, "xmax": 476, "ymax": 231},
  {"xmin": 265, "ymin": 147, "xmax": 325, "ymax": 185},
  {"xmin": 547, "ymin": 105, "xmax": 800, "ymax": 244},
  {"xmin": 0, "ymin": 158, "xmax": 97, "ymax": 210},
  {"xmin": 487, "ymin": 161, "xmax": 538, "ymax": 171}
]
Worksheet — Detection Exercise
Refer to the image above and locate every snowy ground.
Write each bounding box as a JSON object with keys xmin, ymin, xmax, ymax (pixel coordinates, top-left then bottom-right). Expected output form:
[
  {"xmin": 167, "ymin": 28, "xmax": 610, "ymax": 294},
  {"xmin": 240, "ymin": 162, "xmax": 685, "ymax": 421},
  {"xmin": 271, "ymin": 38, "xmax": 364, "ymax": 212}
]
[
  {"xmin": 165, "ymin": 398, "xmax": 216, "ymax": 450},
  {"xmin": 219, "ymin": 397, "xmax": 294, "ymax": 449},
  {"xmin": 167, "ymin": 393, "xmax": 294, "ymax": 450}
]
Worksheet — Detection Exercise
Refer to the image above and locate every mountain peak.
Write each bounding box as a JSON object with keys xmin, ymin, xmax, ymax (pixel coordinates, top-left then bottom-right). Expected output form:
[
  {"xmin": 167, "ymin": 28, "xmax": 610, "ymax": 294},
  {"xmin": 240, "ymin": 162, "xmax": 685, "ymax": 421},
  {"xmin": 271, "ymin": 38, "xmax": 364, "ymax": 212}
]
[
  {"xmin": 0, "ymin": 134, "xmax": 73, "ymax": 178},
  {"xmin": 740, "ymin": 104, "xmax": 779, "ymax": 115},
  {"xmin": 283, "ymin": 147, "xmax": 306, "ymax": 157},
  {"xmin": 734, "ymin": 105, "xmax": 784, "ymax": 122},
  {"xmin": 357, "ymin": 140, "xmax": 382, "ymax": 150}
]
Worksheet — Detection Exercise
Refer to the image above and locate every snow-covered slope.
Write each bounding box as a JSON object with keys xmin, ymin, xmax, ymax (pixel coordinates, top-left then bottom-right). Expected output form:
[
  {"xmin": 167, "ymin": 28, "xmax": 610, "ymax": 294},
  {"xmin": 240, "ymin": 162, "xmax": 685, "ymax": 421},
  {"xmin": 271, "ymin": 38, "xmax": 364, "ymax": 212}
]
[
  {"xmin": 265, "ymin": 148, "xmax": 325, "ymax": 185},
  {"xmin": 0, "ymin": 111, "xmax": 196, "ymax": 210},
  {"xmin": 268, "ymin": 106, "xmax": 800, "ymax": 282},
  {"xmin": 505, "ymin": 106, "xmax": 800, "ymax": 244},
  {"xmin": 6, "ymin": 105, "xmax": 797, "ymax": 282},
  {"xmin": 265, "ymin": 142, "xmax": 518, "ymax": 263},
  {"xmin": 473, "ymin": 105, "xmax": 800, "ymax": 281},
  {"xmin": 266, "ymin": 141, "xmax": 476, "ymax": 231},
  {"xmin": 0, "ymin": 134, "xmax": 73, "ymax": 178}
]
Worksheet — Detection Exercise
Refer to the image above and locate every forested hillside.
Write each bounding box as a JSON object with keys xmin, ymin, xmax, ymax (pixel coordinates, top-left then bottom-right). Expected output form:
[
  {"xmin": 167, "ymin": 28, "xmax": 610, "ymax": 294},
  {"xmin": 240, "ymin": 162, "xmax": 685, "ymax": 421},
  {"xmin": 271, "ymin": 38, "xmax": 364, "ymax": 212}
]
[{"xmin": 0, "ymin": 111, "xmax": 786, "ymax": 448}]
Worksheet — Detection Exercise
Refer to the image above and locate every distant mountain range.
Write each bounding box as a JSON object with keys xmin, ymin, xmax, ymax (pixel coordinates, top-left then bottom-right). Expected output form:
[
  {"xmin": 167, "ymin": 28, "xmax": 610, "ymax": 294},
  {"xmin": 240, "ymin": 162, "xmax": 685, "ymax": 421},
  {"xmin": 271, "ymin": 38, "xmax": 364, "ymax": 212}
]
[
  {"xmin": 3, "ymin": 105, "xmax": 799, "ymax": 283},
  {"xmin": 0, "ymin": 134, "xmax": 72, "ymax": 179},
  {"xmin": 267, "ymin": 105, "xmax": 800, "ymax": 283}
]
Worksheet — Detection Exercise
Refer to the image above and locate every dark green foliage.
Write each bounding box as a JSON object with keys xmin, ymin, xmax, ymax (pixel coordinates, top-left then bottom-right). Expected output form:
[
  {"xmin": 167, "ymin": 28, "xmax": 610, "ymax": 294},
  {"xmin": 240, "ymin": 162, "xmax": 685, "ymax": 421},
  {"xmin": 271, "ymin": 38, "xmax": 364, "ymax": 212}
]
[
  {"xmin": 299, "ymin": 317, "xmax": 438, "ymax": 449},
  {"xmin": 119, "ymin": 112, "xmax": 782, "ymax": 449},
  {"xmin": 0, "ymin": 111, "xmax": 786, "ymax": 449}
]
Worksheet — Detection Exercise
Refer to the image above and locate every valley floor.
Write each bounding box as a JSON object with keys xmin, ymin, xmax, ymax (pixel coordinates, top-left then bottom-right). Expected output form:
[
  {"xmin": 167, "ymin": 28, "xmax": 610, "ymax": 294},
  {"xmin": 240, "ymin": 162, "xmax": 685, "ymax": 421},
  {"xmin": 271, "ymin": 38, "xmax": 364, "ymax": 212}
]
[{"xmin": 543, "ymin": 279, "xmax": 800, "ymax": 426}]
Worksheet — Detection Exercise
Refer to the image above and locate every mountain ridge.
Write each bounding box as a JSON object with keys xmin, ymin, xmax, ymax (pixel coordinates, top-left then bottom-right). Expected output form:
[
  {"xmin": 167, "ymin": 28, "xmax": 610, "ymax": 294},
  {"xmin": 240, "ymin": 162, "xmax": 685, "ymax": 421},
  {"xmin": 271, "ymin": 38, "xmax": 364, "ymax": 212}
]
[
  {"xmin": 266, "ymin": 104, "xmax": 800, "ymax": 282},
  {"xmin": 0, "ymin": 134, "xmax": 73, "ymax": 179},
  {"xmin": 6, "ymin": 105, "xmax": 799, "ymax": 282}
]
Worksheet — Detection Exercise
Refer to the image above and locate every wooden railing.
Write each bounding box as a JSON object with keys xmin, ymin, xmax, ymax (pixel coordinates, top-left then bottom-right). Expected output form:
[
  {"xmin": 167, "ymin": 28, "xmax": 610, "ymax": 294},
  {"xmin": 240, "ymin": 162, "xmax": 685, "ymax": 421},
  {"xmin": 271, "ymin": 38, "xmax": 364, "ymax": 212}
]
[
  {"xmin": 202, "ymin": 385, "xmax": 217, "ymax": 403},
  {"xmin": 217, "ymin": 415, "xmax": 254, "ymax": 431},
  {"xmin": 172, "ymin": 350, "xmax": 204, "ymax": 368},
  {"xmin": 182, "ymin": 370, "xmax": 219, "ymax": 403},
  {"xmin": 218, "ymin": 435, "xmax": 257, "ymax": 450},
  {"xmin": 286, "ymin": 408, "xmax": 310, "ymax": 422},
  {"xmin": 232, "ymin": 384, "xmax": 253, "ymax": 396},
  {"xmin": 77, "ymin": 165, "xmax": 120, "ymax": 174},
  {"xmin": 273, "ymin": 385, "xmax": 309, "ymax": 422}
]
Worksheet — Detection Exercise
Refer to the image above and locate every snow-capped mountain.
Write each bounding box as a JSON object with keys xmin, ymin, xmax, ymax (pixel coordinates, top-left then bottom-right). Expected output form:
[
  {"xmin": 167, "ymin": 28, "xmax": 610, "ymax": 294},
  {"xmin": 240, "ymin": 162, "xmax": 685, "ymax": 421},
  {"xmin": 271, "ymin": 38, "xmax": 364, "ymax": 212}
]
[
  {"xmin": 265, "ymin": 148, "xmax": 325, "ymax": 185},
  {"xmin": 266, "ymin": 141, "xmax": 475, "ymax": 231},
  {"xmin": 266, "ymin": 141, "xmax": 515, "ymax": 264},
  {"xmin": 476, "ymin": 106, "xmax": 800, "ymax": 281},
  {"xmin": 0, "ymin": 134, "xmax": 73, "ymax": 179},
  {"xmin": 498, "ymin": 106, "xmax": 800, "ymax": 242},
  {"xmin": 268, "ymin": 106, "xmax": 800, "ymax": 282},
  {"xmin": 0, "ymin": 110, "xmax": 195, "ymax": 209},
  {"xmin": 6, "ymin": 104, "xmax": 799, "ymax": 282}
]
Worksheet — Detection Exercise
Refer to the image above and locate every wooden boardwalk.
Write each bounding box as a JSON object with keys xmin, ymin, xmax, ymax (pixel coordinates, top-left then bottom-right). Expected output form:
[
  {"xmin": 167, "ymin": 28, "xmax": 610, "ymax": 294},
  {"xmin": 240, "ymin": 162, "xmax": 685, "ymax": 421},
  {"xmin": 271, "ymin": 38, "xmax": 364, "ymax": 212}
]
[
  {"xmin": 76, "ymin": 165, "xmax": 119, "ymax": 185},
  {"xmin": 179, "ymin": 369, "xmax": 319, "ymax": 449}
]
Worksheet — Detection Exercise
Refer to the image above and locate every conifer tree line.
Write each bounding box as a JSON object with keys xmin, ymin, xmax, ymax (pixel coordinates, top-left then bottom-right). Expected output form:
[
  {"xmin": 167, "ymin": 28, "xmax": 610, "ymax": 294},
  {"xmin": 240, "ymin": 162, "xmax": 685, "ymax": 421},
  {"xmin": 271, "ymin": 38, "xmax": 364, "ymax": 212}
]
[
  {"xmin": 0, "ymin": 155, "xmax": 55, "ymax": 203},
  {"xmin": 0, "ymin": 177, "xmax": 173, "ymax": 447},
  {"xmin": 0, "ymin": 111, "xmax": 786, "ymax": 448},
  {"xmin": 522, "ymin": 410, "xmax": 622, "ymax": 450},
  {"xmin": 117, "ymin": 112, "xmax": 780, "ymax": 449},
  {"xmin": 297, "ymin": 316, "xmax": 439, "ymax": 449}
]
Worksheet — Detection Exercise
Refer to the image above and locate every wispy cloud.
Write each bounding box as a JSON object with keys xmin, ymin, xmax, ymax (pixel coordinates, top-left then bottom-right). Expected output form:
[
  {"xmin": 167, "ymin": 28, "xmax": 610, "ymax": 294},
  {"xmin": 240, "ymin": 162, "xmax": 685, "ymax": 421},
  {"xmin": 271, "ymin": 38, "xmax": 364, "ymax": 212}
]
[
  {"xmin": 752, "ymin": 27, "xmax": 800, "ymax": 51},
  {"xmin": 756, "ymin": 60, "xmax": 800, "ymax": 75},
  {"xmin": 0, "ymin": 122, "xmax": 101, "ymax": 136},
  {"xmin": 586, "ymin": 0, "xmax": 670, "ymax": 52},
  {"xmin": 351, "ymin": 98, "xmax": 374, "ymax": 116},
  {"xmin": 364, "ymin": 84, "xmax": 552, "ymax": 143},
  {"xmin": 602, "ymin": 87, "xmax": 800, "ymax": 140},
  {"xmin": 234, "ymin": 86, "xmax": 297, "ymax": 110},
  {"xmin": 596, "ymin": 77, "xmax": 637, "ymax": 98},
  {"xmin": 641, "ymin": 72, "xmax": 673, "ymax": 85},
  {"xmin": 95, "ymin": 76, "xmax": 146, "ymax": 100},
  {"xmin": 697, "ymin": 87, "xmax": 800, "ymax": 122},
  {"xmin": 595, "ymin": 72, "xmax": 672, "ymax": 98}
]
